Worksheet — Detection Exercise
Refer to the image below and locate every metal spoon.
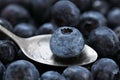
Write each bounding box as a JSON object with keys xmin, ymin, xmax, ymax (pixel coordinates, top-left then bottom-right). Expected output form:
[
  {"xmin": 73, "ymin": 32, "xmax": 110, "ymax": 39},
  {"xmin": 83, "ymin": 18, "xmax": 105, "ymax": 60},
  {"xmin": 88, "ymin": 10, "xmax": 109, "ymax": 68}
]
[{"xmin": 0, "ymin": 25, "xmax": 98, "ymax": 66}]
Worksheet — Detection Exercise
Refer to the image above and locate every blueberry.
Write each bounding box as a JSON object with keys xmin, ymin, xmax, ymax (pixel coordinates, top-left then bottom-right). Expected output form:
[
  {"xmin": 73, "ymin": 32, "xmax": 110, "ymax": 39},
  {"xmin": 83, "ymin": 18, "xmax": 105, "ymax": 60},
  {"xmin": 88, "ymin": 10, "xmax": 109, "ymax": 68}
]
[
  {"xmin": 50, "ymin": 26, "xmax": 84, "ymax": 58},
  {"xmin": 36, "ymin": 22, "xmax": 58, "ymax": 35},
  {"xmin": 77, "ymin": 11, "xmax": 107, "ymax": 38},
  {"xmin": 88, "ymin": 26, "xmax": 119, "ymax": 57},
  {"xmin": 41, "ymin": 71, "xmax": 66, "ymax": 80},
  {"xmin": 92, "ymin": 0, "xmax": 109, "ymax": 15},
  {"xmin": 107, "ymin": 8, "xmax": 120, "ymax": 28},
  {"xmin": 4, "ymin": 60, "xmax": 40, "ymax": 80},
  {"xmin": 91, "ymin": 58, "xmax": 119, "ymax": 80},
  {"xmin": 0, "ymin": 61, "xmax": 6, "ymax": 80},
  {"xmin": 14, "ymin": 23, "xmax": 36, "ymax": 38},
  {"xmin": 51, "ymin": 0, "xmax": 80, "ymax": 26},
  {"xmin": 0, "ymin": 40, "xmax": 17, "ymax": 64},
  {"xmin": 0, "ymin": 18, "xmax": 13, "ymax": 39},
  {"xmin": 70, "ymin": 0, "xmax": 92, "ymax": 12},
  {"xmin": 1, "ymin": 4, "xmax": 31, "ymax": 26},
  {"xmin": 62, "ymin": 65, "xmax": 93, "ymax": 80}
]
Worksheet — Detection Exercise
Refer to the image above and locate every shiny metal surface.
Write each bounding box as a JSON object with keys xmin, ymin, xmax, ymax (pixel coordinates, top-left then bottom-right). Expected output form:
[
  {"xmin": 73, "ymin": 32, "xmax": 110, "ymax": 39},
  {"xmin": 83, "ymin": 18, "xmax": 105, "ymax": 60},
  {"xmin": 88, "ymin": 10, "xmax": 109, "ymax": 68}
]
[{"xmin": 0, "ymin": 25, "xmax": 98, "ymax": 66}]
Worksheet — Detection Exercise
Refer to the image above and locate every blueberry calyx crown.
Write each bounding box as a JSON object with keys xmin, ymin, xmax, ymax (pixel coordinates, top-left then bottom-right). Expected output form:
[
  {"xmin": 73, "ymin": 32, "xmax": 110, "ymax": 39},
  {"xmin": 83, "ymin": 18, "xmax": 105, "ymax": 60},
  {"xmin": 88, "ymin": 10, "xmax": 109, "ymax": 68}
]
[{"xmin": 61, "ymin": 28, "xmax": 73, "ymax": 34}]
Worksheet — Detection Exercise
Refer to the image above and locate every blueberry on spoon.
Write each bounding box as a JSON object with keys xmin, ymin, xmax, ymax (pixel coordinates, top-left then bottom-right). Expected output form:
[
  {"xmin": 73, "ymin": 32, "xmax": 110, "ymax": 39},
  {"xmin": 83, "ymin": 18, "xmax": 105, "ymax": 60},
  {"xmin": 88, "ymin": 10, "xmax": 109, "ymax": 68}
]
[{"xmin": 50, "ymin": 26, "xmax": 85, "ymax": 59}]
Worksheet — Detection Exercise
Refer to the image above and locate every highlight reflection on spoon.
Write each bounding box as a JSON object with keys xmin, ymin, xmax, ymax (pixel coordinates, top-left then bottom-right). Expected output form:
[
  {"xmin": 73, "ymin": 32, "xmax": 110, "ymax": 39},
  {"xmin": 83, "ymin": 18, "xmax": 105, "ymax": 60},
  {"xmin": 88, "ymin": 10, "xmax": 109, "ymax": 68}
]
[{"xmin": 0, "ymin": 25, "xmax": 98, "ymax": 66}]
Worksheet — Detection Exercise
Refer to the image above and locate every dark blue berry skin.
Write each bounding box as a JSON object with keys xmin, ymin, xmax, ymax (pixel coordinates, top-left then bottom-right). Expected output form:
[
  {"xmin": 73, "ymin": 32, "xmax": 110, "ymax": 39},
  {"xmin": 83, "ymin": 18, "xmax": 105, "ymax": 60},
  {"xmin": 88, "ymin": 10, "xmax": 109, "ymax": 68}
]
[
  {"xmin": 7, "ymin": 0, "xmax": 32, "ymax": 10},
  {"xmin": 0, "ymin": 19, "xmax": 13, "ymax": 39},
  {"xmin": 31, "ymin": 0, "xmax": 56, "ymax": 25},
  {"xmin": 88, "ymin": 26, "xmax": 119, "ymax": 58},
  {"xmin": 0, "ymin": 61, "xmax": 6, "ymax": 80},
  {"xmin": 80, "ymin": 11, "xmax": 107, "ymax": 26},
  {"xmin": 113, "ymin": 43, "xmax": 120, "ymax": 67},
  {"xmin": 77, "ymin": 11, "xmax": 107, "ymax": 38},
  {"xmin": 14, "ymin": 23, "xmax": 36, "ymax": 38},
  {"xmin": 36, "ymin": 22, "xmax": 57, "ymax": 35},
  {"xmin": 0, "ymin": 40, "xmax": 17, "ymax": 64},
  {"xmin": 109, "ymin": 0, "xmax": 120, "ymax": 7},
  {"xmin": 107, "ymin": 8, "xmax": 120, "ymax": 28},
  {"xmin": 0, "ymin": 0, "xmax": 9, "ymax": 12},
  {"xmin": 70, "ymin": 0, "xmax": 92, "ymax": 12},
  {"xmin": 114, "ymin": 26, "xmax": 120, "ymax": 41},
  {"xmin": 1, "ymin": 4, "xmax": 31, "ymax": 26},
  {"xmin": 51, "ymin": 0, "xmax": 80, "ymax": 26},
  {"xmin": 4, "ymin": 60, "xmax": 40, "ymax": 80},
  {"xmin": 41, "ymin": 71, "xmax": 66, "ymax": 80},
  {"xmin": 62, "ymin": 65, "xmax": 93, "ymax": 80},
  {"xmin": 91, "ymin": 58, "xmax": 119, "ymax": 80},
  {"xmin": 50, "ymin": 26, "xmax": 84, "ymax": 58},
  {"xmin": 92, "ymin": 0, "xmax": 109, "ymax": 15},
  {"xmin": 0, "ymin": 19, "xmax": 13, "ymax": 31},
  {"xmin": 16, "ymin": 49, "xmax": 30, "ymax": 60}
]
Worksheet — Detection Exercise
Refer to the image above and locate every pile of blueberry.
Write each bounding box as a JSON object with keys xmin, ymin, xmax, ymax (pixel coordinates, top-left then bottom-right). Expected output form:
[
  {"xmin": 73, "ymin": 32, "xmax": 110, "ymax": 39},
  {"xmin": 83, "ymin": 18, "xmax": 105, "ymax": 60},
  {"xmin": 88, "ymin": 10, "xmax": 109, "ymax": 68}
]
[{"xmin": 0, "ymin": 0, "xmax": 120, "ymax": 80}]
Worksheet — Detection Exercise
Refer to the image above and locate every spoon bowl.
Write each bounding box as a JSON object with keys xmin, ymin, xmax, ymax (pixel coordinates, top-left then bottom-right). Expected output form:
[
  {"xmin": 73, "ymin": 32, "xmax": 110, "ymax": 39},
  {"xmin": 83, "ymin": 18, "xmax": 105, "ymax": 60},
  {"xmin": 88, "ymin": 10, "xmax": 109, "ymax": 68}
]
[{"xmin": 0, "ymin": 25, "xmax": 98, "ymax": 66}]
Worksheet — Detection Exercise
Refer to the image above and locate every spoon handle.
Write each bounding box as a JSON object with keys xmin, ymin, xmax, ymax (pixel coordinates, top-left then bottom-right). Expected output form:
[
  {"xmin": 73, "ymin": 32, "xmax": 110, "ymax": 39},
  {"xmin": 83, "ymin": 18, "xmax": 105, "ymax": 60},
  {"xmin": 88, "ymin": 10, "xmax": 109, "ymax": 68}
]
[{"xmin": 0, "ymin": 25, "xmax": 23, "ymax": 43}]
